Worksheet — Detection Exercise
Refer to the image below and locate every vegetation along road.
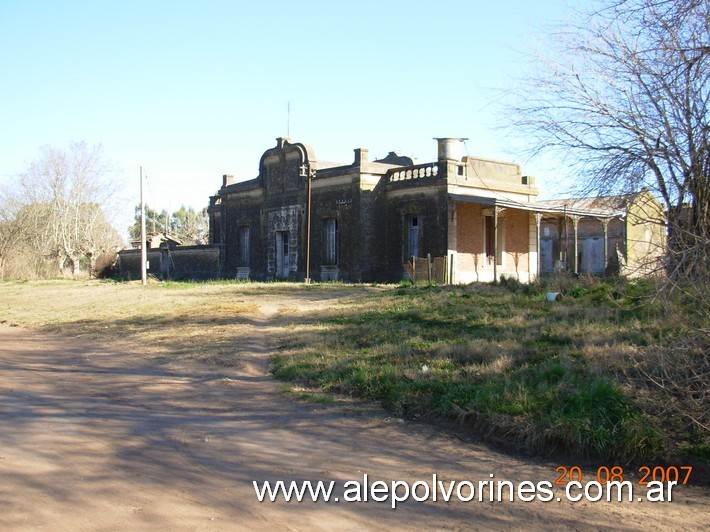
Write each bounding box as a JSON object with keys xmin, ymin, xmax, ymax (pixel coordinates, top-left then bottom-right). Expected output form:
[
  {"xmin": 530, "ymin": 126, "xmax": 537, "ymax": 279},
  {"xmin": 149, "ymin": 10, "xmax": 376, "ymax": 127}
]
[{"xmin": 0, "ymin": 280, "xmax": 707, "ymax": 530}]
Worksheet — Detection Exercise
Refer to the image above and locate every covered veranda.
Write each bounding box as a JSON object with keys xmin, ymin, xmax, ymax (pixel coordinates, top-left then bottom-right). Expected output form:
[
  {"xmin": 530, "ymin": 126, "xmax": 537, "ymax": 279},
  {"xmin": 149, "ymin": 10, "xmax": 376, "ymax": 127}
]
[{"xmin": 449, "ymin": 194, "xmax": 624, "ymax": 281}]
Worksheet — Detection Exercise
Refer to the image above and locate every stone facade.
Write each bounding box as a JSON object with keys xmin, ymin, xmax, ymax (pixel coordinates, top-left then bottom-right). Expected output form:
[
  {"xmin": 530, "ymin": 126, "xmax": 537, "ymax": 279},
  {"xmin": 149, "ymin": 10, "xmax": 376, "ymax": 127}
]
[
  {"xmin": 118, "ymin": 245, "xmax": 220, "ymax": 280},
  {"xmin": 118, "ymin": 138, "xmax": 665, "ymax": 283},
  {"xmin": 208, "ymin": 137, "xmax": 544, "ymax": 283}
]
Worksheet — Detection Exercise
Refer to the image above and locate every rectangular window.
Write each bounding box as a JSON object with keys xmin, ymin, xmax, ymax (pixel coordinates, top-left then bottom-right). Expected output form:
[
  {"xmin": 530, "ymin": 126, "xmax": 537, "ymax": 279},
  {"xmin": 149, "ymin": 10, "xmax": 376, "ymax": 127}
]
[
  {"xmin": 325, "ymin": 218, "xmax": 337, "ymax": 265},
  {"xmin": 408, "ymin": 216, "xmax": 420, "ymax": 259},
  {"xmin": 239, "ymin": 226, "xmax": 250, "ymax": 266},
  {"xmin": 276, "ymin": 231, "xmax": 289, "ymax": 278}
]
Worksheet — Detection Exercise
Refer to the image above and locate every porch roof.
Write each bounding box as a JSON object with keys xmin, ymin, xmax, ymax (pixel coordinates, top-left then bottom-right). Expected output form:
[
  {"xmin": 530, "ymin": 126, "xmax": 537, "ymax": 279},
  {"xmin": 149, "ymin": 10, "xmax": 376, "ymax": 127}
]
[{"xmin": 448, "ymin": 194, "xmax": 625, "ymax": 219}]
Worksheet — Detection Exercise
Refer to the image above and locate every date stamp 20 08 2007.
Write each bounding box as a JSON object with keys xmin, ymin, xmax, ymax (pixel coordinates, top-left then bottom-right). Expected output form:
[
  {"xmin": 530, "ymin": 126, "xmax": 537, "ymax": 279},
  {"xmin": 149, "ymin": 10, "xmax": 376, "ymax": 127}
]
[{"xmin": 555, "ymin": 465, "xmax": 693, "ymax": 486}]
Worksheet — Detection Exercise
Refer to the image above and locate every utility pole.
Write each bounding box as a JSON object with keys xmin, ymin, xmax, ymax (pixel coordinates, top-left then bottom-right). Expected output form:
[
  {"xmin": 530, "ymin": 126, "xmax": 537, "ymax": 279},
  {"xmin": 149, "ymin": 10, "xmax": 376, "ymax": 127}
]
[
  {"xmin": 140, "ymin": 167, "xmax": 147, "ymax": 286},
  {"xmin": 300, "ymin": 163, "xmax": 314, "ymax": 283},
  {"xmin": 305, "ymin": 166, "xmax": 313, "ymax": 284}
]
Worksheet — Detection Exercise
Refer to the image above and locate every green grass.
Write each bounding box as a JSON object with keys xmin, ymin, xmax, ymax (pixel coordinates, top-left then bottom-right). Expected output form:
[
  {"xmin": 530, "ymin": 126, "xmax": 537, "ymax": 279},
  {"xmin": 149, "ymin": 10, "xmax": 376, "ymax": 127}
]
[
  {"xmin": 271, "ymin": 279, "xmax": 708, "ymax": 464},
  {"xmin": 0, "ymin": 279, "xmax": 374, "ymax": 366},
  {"xmin": 2, "ymin": 277, "xmax": 705, "ymax": 466},
  {"xmin": 279, "ymin": 384, "xmax": 336, "ymax": 404}
]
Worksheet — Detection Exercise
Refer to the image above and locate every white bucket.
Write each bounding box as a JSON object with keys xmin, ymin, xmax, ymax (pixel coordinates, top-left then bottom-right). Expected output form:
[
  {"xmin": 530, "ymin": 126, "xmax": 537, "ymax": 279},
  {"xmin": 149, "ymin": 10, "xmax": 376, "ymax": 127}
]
[{"xmin": 546, "ymin": 292, "xmax": 562, "ymax": 302}]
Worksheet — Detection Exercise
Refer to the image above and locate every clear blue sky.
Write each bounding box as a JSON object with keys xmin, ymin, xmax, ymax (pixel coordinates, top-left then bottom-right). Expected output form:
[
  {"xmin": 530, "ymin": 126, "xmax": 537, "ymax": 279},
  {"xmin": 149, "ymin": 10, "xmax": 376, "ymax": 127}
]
[{"xmin": 0, "ymin": 0, "xmax": 578, "ymax": 232}]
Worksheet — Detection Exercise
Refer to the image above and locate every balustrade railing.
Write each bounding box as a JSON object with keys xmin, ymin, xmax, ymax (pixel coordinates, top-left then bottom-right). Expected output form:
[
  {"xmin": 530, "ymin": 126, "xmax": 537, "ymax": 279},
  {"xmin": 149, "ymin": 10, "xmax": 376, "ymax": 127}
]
[{"xmin": 386, "ymin": 163, "xmax": 439, "ymax": 183}]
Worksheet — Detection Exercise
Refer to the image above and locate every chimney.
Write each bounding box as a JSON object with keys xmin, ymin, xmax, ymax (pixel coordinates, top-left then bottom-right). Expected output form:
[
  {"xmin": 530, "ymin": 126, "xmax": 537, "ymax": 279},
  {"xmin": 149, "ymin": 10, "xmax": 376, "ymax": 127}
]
[
  {"xmin": 223, "ymin": 174, "xmax": 235, "ymax": 187},
  {"xmin": 434, "ymin": 138, "xmax": 467, "ymax": 162},
  {"xmin": 354, "ymin": 148, "xmax": 369, "ymax": 166}
]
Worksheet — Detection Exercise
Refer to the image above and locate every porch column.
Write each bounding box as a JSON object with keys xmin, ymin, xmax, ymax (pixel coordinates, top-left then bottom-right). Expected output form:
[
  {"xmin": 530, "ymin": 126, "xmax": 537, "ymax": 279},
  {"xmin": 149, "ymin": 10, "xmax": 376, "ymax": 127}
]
[
  {"xmin": 447, "ymin": 201, "xmax": 457, "ymax": 284},
  {"xmin": 534, "ymin": 212, "xmax": 543, "ymax": 279},
  {"xmin": 602, "ymin": 218, "xmax": 610, "ymax": 274},
  {"xmin": 493, "ymin": 205, "xmax": 498, "ymax": 282},
  {"xmin": 571, "ymin": 215, "xmax": 580, "ymax": 274}
]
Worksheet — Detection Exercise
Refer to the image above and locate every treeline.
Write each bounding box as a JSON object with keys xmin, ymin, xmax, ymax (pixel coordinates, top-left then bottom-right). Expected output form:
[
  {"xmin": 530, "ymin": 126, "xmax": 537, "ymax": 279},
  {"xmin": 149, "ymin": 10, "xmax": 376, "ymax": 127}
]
[
  {"xmin": 0, "ymin": 142, "xmax": 123, "ymax": 280},
  {"xmin": 127, "ymin": 204, "xmax": 208, "ymax": 246}
]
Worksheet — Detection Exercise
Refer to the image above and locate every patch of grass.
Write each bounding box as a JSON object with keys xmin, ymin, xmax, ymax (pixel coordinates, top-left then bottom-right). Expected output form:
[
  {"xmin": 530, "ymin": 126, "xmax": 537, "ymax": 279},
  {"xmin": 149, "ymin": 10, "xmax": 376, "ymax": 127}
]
[
  {"xmin": 2, "ymin": 278, "xmax": 704, "ymax": 466},
  {"xmin": 278, "ymin": 383, "xmax": 336, "ymax": 404},
  {"xmin": 271, "ymin": 280, "xmax": 693, "ymax": 463},
  {"xmin": 679, "ymin": 443, "xmax": 710, "ymax": 462}
]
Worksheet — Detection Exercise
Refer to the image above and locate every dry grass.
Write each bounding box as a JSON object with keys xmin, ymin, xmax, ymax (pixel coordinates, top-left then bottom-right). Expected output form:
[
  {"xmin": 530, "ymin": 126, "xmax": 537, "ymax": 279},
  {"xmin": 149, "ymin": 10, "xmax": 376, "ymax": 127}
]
[
  {"xmin": 270, "ymin": 280, "xmax": 708, "ymax": 464},
  {"xmin": 2, "ymin": 277, "xmax": 706, "ymax": 465},
  {"xmin": 0, "ymin": 279, "xmax": 365, "ymax": 367},
  {"xmin": 1, "ymin": 280, "xmax": 258, "ymax": 365}
]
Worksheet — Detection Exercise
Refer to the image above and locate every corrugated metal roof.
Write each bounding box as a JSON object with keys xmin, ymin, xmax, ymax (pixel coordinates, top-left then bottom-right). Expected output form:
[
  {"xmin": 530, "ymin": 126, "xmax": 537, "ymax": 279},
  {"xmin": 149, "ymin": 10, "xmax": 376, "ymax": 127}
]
[
  {"xmin": 535, "ymin": 193, "xmax": 635, "ymax": 213},
  {"xmin": 449, "ymin": 194, "xmax": 626, "ymax": 218}
]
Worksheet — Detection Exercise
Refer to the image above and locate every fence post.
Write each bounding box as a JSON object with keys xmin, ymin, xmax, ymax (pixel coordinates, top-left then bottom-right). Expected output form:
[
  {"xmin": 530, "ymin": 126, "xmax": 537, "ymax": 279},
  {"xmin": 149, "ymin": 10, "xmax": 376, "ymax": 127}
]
[
  {"xmin": 427, "ymin": 253, "xmax": 432, "ymax": 285},
  {"xmin": 411, "ymin": 256, "xmax": 416, "ymax": 285}
]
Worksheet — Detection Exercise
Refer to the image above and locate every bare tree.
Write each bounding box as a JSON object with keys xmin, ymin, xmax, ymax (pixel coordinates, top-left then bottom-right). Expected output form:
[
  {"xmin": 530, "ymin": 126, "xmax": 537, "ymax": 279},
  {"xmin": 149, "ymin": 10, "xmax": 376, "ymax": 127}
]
[
  {"xmin": 507, "ymin": 0, "xmax": 709, "ymax": 443},
  {"xmin": 507, "ymin": 0, "xmax": 709, "ymax": 285},
  {"xmin": 14, "ymin": 142, "xmax": 123, "ymax": 277},
  {"xmin": 0, "ymin": 189, "xmax": 25, "ymax": 281}
]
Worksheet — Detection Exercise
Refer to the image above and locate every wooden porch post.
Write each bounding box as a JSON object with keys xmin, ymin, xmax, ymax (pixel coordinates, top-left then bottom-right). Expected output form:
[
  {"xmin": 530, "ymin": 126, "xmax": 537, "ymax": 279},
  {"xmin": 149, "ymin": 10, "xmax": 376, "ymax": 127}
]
[
  {"xmin": 602, "ymin": 218, "xmax": 610, "ymax": 274},
  {"xmin": 493, "ymin": 205, "xmax": 498, "ymax": 282},
  {"xmin": 571, "ymin": 215, "xmax": 580, "ymax": 274},
  {"xmin": 534, "ymin": 212, "xmax": 543, "ymax": 279}
]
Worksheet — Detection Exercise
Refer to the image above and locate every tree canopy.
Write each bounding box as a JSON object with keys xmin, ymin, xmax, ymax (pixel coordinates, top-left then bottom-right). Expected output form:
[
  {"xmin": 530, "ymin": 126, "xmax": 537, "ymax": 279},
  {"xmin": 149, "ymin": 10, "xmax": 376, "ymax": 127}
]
[
  {"xmin": 508, "ymin": 0, "xmax": 709, "ymax": 282},
  {"xmin": 0, "ymin": 142, "xmax": 123, "ymax": 279},
  {"xmin": 128, "ymin": 204, "xmax": 208, "ymax": 246}
]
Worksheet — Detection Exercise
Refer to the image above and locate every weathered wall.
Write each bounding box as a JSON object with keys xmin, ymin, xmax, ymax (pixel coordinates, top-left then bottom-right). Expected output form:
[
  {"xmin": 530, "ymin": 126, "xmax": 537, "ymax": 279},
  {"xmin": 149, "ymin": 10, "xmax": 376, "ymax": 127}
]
[
  {"xmin": 222, "ymin": 194, "xmax": 264, "ymax": 278},
  {"xmin": 118, "ymin": 246, "xmax": 220, "ymax": 280},
  {"xmin": 308, "ymin": 174, "xmax": 361, "ymax": 281},
  {"xmin": 380, "ymin": 183, "xmax": 449, "ymax": 282},
  {"xmin": 118, "ymin": 250, "xmax": 163, "ymax": 280},
  {"xmin": 456, "ymin": 203, "xmax": 532, "ymax": 283},
  {"xmin": 168, "ymin": 247, "xmax": 220, "ymax": 279},
  {"xmin": 456, "ymin": 203, "xmax": 485, "ymax": 282},
  {"xmin": 625, "ymin": 191, "xmax": 666, "ymax": 277},
  {"xmin": 540, "ymin": 217, "xmax": 625, "ymax": 274},
  {"xmin": 504, "ymin": 208, "xmax": 531, "ymax": 277}
]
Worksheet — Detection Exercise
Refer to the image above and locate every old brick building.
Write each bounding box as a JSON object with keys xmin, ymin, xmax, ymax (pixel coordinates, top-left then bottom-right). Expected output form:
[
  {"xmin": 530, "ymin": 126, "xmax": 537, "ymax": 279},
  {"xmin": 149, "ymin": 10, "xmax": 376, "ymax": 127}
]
[
  {"xmin": 207, "ymin": 137, "xmax": 548, "ymax": 283},
  {"xmin": 537, "ymin": 191, "xmax": 666, "ymax": 277},
  {"xmin": 119, "ymin": 136, "xmax": 665, "ymax": 282}
]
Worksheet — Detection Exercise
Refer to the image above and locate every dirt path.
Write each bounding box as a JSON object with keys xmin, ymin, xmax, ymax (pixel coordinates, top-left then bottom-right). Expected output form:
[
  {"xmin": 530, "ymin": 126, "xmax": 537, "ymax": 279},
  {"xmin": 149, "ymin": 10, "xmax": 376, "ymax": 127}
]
[{"xmin": 0, "ymin": 296, "xmax": 708, "ymax": 530}]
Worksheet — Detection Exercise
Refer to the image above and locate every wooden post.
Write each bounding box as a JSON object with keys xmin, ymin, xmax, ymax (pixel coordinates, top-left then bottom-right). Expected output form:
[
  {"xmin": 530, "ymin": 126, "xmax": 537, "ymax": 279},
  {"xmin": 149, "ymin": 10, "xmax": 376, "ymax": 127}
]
[
  {"xmin": 563, "ymin": 206, "xmax": 568, "ymax": 271},
  {"xmin": 427, "ymin": 253, "xmax": 432, "ymax": 285},
  {"xmin": 493, "ymin": 205, "xmax": 498, "ymax": 282},
  {"xmin": 534, "ymin": 212, "xmax": 543, "ymax": 279},
  {"xmin": 602, "ymin": 218, "xmax": 609, "ymax": 275},
  {"xmin": 140, "ymin": 167, "xmax": 147, "ymax": 286},
  {"xmin": 572, "ymin": 215, "xmax": 580, "ymax": 274}
]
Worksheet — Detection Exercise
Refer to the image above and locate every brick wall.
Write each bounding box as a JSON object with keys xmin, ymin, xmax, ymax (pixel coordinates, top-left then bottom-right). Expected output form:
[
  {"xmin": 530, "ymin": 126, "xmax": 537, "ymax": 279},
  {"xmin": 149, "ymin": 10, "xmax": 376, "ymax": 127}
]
[{"xmin": 118, "ymin": 246, "xmax": 220, "ymax": 280}]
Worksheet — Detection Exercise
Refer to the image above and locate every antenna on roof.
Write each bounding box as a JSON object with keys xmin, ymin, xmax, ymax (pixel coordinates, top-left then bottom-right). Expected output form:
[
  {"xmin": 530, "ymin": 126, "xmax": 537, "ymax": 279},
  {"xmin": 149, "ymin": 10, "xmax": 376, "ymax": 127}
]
[{"xmin": 287, "ymin": 100, "xmax": 291, "ymax": 138}]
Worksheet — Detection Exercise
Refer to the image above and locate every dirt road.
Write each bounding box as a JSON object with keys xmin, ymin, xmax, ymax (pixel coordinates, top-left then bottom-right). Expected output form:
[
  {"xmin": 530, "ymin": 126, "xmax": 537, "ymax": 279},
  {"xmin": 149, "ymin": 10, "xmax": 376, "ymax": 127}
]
[{"xmin": 1, "ymin": 297, "xmax": 707, "ymax": 530}]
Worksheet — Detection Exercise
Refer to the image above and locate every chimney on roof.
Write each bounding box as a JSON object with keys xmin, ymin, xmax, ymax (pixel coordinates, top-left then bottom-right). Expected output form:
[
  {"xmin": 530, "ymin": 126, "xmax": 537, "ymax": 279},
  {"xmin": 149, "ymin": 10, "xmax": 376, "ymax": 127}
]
[
  {"xmin": 354, "ymin": 148, "xmax": 369, "ymax": 166},
  {"xmin": 435, "ymin": 138, "xmax": 467, "ymax": 162},
  {"xmin": 223, "ymin": 174, "xmax": 234, "ymax": 187}
]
